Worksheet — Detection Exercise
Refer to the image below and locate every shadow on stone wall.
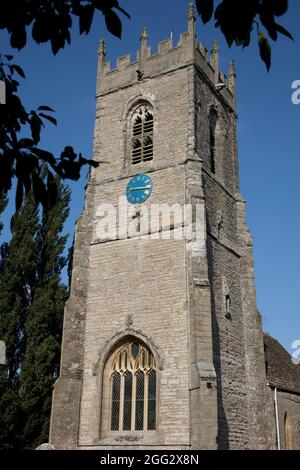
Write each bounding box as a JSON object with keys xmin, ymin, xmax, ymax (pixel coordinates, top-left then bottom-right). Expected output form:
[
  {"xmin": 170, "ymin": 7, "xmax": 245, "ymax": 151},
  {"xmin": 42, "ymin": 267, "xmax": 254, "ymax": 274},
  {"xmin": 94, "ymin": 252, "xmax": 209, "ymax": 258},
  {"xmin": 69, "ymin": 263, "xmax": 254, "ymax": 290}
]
[{"xmin": 207, "ymin": 237, "xmax": 229, "ymax": 450}]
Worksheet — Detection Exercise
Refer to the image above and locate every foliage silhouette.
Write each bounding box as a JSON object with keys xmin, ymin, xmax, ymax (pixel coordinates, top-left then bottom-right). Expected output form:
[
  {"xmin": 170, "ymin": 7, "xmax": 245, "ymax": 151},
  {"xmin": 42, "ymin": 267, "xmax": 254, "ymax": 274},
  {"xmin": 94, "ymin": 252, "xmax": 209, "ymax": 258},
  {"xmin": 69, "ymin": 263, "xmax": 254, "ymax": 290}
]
[
  {"xmin": 0, "ymin": 1, "xmax": 129, "ymax": 210},
  {"xmin": 196, "ymin": 0, "xmax": 292, "ymax": 71}
]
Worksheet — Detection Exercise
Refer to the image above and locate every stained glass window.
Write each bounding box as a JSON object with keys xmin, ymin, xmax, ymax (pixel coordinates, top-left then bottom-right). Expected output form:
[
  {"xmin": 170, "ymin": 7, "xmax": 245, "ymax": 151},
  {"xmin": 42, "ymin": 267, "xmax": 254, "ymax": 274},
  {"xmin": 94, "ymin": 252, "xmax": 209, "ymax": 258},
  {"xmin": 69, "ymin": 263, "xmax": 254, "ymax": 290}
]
[
  {"xmin": 111, "ymin": 372, "xmax": 121, "ymax": 431},
  {"xmin": 147, "ymin": 370, "xmax": 156, "ymax": 430},
  {"xmin": 131, "ymin": 343, "xmax": 140, "ymax": 359},
  {"xmin": 109, "ymin": 341, "xmax": 157, "ymax": 432},
  {"xmin": 123, "ymin": 371, "xmax": 132, "ymax": 431},
  {"xmin": 135, "ymin": 370, "xmax": 145, "ymax": 431}
]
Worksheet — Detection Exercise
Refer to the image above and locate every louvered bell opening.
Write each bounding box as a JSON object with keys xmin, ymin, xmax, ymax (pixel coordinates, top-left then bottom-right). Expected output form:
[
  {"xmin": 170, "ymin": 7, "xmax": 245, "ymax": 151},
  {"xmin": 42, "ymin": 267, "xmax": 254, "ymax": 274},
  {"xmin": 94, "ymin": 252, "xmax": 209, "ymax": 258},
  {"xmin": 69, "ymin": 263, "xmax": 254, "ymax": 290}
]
[
  {"xmin": 132, "ymin": 138, "xmax": 142, "ymax": 165},
  {"xmin": 144, "ymin": 120, "xmax": 153, "ymax": 134},
  {"xmin": 144, "ymin": 111, "xmax": 153, "ymax": 128},
  {"xmin": 143, "ymin": 136, "xmax": 153, "ymax": 162},
  {"xmin": 133, "ymin": 116, "xmax": 143, "ymax": 137}
]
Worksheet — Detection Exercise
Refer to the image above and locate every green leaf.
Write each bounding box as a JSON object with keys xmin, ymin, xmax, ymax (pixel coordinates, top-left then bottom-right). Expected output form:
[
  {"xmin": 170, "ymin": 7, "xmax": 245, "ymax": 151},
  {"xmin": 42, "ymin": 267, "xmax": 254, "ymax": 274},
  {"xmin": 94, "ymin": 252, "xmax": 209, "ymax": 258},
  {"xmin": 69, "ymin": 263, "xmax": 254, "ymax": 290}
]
[
  {"xmin": 37, "ymin": 106, "xmax": 55, "ymax": 112},
  {"xmin": 271, "ymin": 0, "xmax": 288, "ymax": 16},
  {"xmin": 275, "ymin": 23, "xmax": 294, "ymax": 40},
  {"xmin": 30, "ymin": 114, "xmax": 42, "ymax": 144},
  {"xmin": 104, "ymin": 9, "xmax": 122, "ymax": 39},
  {"xmin": 13, "ymin": 65, "xmax": 25, "ymax": 78},
  {"xmin": 39, "ymin": 113, "xmax": 57, "ymax": 126},
  {"xmin": 196, "ymin": 0, "xmax": 214, "ymax": 24},
  {"xmin": 10, "ymin": 27, "xmax": 27, "ymax": 50},
  {"xmin": 258, "ymin": 32, "xmax": 271, "ymax": 71},
  {"xmin": 115, "ymin": 2, "xmax": 131, "ymax": 20},
  {"xmin": 259, "ymin": 10, "xmax": 277, "ymax": 41},
  {"xmin": 79, "ymin": 4, "xmax": 95, "ymax": 35},
  {"xmin": 50, "ymin": 33, "xmax": 65, "ymax": 55},
  {"xmin": 223, "ymin": 30, "xmax": 235, "ymax": 48},
  {"xmin": 30, "ymin": 148, "xmax": 56, "ymax": 166},
  {"xmin": 17, "ymin": 138, "xmax": 34, "ymax": 149},
  {"xmin": 32, "ymin": 16, "xmax": 51, "ymax": 44}
]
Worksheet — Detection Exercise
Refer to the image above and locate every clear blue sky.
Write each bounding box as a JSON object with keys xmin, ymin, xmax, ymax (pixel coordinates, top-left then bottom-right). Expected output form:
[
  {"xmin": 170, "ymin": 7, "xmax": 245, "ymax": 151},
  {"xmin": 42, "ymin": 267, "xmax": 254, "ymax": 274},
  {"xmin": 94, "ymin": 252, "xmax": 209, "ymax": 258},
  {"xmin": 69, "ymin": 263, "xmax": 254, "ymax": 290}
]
[{"xmin": 0, "ymin": 0, "xmax": 300, "ymax": 353}]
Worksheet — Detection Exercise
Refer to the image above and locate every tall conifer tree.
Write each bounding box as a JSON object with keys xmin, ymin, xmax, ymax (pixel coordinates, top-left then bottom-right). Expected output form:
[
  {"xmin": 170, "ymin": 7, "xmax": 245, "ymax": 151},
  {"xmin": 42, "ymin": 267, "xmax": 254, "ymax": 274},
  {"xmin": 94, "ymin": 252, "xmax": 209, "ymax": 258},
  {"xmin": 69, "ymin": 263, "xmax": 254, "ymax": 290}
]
[
  {"xmin": 19, "ymin": 179, "xmax": 70, "ymax": 448},
  {"xmin": 0, "ymin": 195, "xmax": 39, "ymax": 449},
  {"xmin": 0, "ymin": 178, "xmax": 70, "ymax": 449}
]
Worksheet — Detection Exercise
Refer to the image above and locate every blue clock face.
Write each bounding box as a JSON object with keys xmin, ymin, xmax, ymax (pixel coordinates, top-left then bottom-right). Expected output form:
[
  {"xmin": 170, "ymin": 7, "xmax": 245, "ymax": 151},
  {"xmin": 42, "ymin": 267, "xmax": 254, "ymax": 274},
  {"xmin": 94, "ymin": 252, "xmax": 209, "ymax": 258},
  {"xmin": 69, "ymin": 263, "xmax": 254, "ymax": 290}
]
[{"xmin": 126, "ymin": 174, "xmax": 152, "ymax": 205}]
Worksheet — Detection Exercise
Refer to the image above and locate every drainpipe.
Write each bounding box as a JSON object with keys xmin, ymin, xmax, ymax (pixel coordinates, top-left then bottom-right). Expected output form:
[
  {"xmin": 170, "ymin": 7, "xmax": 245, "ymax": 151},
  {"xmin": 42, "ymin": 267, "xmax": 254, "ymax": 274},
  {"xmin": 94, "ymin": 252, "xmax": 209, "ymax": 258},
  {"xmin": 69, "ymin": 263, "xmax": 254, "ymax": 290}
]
[{"xmin": 274, "ymin": 387, "xmax": 281, "ymax": 450}]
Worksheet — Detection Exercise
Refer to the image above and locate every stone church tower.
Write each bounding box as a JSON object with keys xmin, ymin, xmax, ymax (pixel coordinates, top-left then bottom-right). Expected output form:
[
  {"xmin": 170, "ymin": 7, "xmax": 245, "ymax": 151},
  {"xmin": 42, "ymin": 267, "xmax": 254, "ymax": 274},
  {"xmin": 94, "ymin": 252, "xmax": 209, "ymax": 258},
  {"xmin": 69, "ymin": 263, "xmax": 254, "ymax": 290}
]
[{"xmin": 50, "ymin": 5, "xmax": 275, "ymax": 450}]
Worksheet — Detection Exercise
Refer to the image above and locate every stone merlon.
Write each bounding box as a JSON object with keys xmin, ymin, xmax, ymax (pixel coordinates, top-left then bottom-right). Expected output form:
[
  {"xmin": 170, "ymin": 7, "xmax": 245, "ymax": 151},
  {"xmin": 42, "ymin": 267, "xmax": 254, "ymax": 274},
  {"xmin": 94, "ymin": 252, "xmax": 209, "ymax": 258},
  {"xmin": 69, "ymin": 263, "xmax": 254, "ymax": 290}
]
[{"xmin": 96, "ymin": 4, "xmax": 236, "ymax": 109}]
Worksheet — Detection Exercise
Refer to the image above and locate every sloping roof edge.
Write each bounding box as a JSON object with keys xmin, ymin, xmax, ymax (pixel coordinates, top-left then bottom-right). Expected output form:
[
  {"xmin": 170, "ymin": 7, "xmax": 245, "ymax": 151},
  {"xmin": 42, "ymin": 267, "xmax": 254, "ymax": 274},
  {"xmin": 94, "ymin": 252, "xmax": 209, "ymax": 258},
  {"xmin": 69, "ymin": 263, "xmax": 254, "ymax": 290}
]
[{"xmin": 264, "ymin": 333, "xmax": 300, "ymax": 395}]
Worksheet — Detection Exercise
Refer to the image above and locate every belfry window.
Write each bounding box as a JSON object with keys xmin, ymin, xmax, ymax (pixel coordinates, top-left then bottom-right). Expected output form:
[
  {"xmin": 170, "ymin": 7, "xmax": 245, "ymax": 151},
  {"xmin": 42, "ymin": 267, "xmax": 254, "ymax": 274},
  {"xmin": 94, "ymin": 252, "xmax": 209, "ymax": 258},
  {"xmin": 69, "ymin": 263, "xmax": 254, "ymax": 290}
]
[
  {"xmin": 109, "ymin": 341, "xmax": 157, "ymax": 432},
  {"xmin": 131, "ymin": 105, "xmax": 154, "ymax": 164}
]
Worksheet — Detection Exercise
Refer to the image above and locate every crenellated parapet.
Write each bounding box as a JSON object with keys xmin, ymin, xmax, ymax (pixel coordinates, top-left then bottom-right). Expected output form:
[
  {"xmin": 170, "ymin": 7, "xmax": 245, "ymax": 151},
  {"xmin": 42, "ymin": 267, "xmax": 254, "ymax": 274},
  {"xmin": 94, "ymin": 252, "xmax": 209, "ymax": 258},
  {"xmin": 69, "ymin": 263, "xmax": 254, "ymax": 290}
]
[{"xmin": 97, "ymin": 3, "xmax": 236, "ymax": 110}]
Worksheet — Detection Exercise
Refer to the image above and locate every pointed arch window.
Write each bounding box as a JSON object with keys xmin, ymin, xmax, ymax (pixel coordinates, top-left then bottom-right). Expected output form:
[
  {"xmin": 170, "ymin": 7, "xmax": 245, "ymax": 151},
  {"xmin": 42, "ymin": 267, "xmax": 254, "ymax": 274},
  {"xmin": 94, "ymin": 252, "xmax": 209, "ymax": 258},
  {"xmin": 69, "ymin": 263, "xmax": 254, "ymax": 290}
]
[
  {"xmin": 131, "ymin": 105, "xmax": 154, "ymax": 164},
  {"xmin": 284, "ymin": 412, "xmax": 293, "ymax": 450},
  {"xmin": 109, "ymin": 341, "xmax": 157, "ymax": 432}
]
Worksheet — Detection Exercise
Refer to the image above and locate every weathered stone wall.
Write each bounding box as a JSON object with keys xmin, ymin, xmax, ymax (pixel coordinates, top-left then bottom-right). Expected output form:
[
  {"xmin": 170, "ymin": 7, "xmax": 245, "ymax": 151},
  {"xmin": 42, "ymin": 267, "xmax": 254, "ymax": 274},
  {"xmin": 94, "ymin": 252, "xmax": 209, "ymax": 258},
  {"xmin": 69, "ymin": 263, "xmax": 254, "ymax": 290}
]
[
  {"xmin": 74, "ymin": 62, "xmax": 197, "ymax": 449},
  {"xmin": 49, "ymin": 182, "xmax": 96, "ymax": 449},
  {"xmin": 206, "ymin": 239, "xmax": 247, "ymax": 449},
  {"xmin": 93, "ymin": 68, "xmax": 189, "ymax": 184},
  {"xmin": 194, "ymin": 69, "xmax": 238, "ymax": 195},
  {"xmin": 79, "ymin": 237, "xmax": 189, "ymax": 448},
  {"xmin": 194, "ymin": 66, "xmax": 275, "ymax": 449},
  {"xmin": 194, "ymin": 64, "xmax": 248, "ymax": 448}
]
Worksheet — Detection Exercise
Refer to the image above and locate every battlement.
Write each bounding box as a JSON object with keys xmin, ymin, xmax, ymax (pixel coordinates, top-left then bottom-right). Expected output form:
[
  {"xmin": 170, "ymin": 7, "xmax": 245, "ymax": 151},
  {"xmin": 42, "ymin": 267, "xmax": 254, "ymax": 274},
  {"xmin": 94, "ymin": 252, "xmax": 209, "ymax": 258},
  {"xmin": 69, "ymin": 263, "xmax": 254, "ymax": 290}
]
[{"xmin": 96, "ymin": 4, "xmax": 236, "ymax": 109}]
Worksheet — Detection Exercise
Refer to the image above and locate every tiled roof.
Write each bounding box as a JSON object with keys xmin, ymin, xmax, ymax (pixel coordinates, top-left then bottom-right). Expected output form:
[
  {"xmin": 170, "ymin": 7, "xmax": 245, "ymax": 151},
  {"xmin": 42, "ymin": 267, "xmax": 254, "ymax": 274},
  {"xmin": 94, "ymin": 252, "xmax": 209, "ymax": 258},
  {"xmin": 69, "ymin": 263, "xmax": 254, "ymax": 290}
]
[{"xmin": 264, "ymin": 334, "xmax": 300, "ymax": 394}]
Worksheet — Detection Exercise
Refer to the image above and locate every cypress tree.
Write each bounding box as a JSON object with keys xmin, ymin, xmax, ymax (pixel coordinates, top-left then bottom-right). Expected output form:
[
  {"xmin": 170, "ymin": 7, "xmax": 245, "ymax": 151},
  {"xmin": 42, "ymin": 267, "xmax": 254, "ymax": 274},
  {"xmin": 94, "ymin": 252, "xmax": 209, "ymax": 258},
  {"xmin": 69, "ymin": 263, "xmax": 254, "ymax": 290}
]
[
  {"xmin": 0, "ymin": 195, "xmax": 39, "ymax": 449},
  {"xmin": 19, "ymin": 179, "xmax": 70, "ymax": 449},
  {"xmin": 0, "ymin": 177, "xmax": 70, "ymax": 449}
]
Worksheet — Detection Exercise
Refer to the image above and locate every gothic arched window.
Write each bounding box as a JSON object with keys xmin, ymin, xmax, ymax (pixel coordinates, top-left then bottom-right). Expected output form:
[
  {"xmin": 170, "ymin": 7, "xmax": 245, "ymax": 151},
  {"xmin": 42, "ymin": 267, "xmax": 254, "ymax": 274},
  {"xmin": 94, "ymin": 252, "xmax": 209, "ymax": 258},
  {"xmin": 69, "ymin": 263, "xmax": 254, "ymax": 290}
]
[
  {"xmin": 284, "ymin": 412, "xmax": 293, "ymax": 450},
  {"xmin": 109, "ymin": 341, "xmax": 157, "ymax": 432},
  {"xmin": 209, "ymin": 107, "xmax": 218, "ymax": 174},
  {"xmin": 131, "ymin": 105, "xmax": 154, "ymax": 164}
]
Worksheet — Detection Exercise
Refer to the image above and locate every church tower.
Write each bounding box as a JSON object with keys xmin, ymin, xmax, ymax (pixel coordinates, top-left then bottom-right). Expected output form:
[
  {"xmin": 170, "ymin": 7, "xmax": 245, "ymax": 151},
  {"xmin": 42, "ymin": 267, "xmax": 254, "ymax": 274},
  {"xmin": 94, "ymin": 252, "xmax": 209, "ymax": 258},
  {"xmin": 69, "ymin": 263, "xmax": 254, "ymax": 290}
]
[{"xmin": 50, "ymin": 5, "xmax": 275, "ymax": 450}]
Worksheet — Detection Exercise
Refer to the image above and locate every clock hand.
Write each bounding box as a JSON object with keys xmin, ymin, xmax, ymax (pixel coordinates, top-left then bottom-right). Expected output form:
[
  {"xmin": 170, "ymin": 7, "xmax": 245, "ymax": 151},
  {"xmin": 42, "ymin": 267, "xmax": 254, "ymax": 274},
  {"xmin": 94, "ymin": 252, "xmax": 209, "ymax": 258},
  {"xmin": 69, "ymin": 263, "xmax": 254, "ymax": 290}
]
[{"xmin": 129, "ymin": 186, "xmax": 151, "ymax": 191}]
